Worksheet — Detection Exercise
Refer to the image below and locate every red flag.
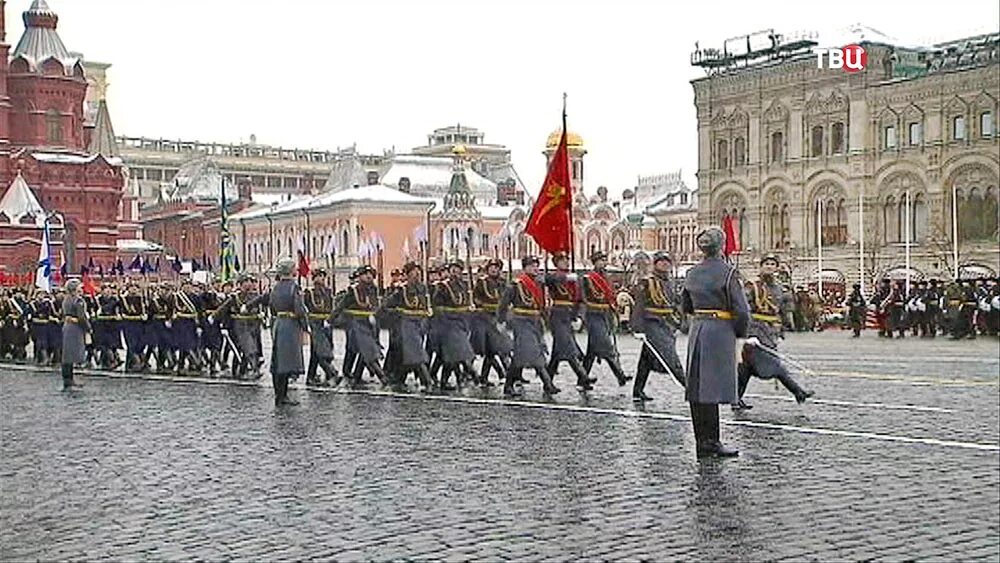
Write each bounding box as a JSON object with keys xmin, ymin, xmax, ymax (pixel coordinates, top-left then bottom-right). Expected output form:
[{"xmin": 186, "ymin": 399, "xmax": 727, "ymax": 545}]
[
  {"xmin": 722, "ymin": 214, "xmax": 739, "ymax": 257},
  {"xmin": 296, "ymin": 250, "xmax": 310, "ymax": 278},
  {"xmin": 525, "ymin": 122, "xmax": 572, "ymax": 255}
]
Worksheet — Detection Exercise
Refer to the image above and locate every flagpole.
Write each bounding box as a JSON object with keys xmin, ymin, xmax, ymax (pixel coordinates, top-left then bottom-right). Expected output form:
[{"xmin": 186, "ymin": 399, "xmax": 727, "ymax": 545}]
[
  {"xmin": 951, "ymin": 182, "xmax": 959, "ymax": 279},
  {"xmin": 905, "ymin": 187, "xmax": 911, "ymax": 297},
  {"xmin": 858, "ymin": 183, "xmax": 865, "ymax": 295},
  {"xmin": 564, "ymin": 92, "xmax": 576, "ymax": 273},
  {"xmin": 817, "ymin": 199, "xmax": 824, "ymax": 298}
]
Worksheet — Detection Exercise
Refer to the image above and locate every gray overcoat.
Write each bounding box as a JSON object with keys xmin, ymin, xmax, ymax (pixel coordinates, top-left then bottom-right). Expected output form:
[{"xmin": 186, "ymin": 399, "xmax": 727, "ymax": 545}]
[
  {"xmin": 268, "ymin": 280, "xmax": 307, "ymax": 376},
  {"xmin": 681, "ymin": 257, "xmax": 750, "ymax": 404},
  {"xmin": 61, "ymin": 295, "xmax": 91, "ymax": 365}
]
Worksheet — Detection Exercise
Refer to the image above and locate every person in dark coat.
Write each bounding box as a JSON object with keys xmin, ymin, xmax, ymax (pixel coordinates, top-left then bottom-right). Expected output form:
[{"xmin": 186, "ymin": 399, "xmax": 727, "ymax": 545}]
[
  {"xmin": 734, "ymin": 254, "xmax": 813, "ymax": 411},
  {"xmin": 379, "ymin": 261, "xmax": 434, "ymax": 392},
  {"xmin": 545, "ymin": 251, "xmax": 593, "ymax": 390},
  {"xmin": 630, "ymin": 250, "xmax": 686, "ymax": 401},
  {"xmin": 431, "ymin": 260, "xmax": 478, "ymax": 390},
  {"xmin": 170, "ymin": 280, "xmax": 203, "ymax": 375},
  {"xmin": 379, "ymin": 269, "xmax": 405, "ymax": 385},
  {"xmin": 215, "ymin": 275, "xmax": 264, "ymax": 380},
  {"xmin": 60, "ymin": 279, "xmax": 92, "ymax": 390},
  {"xmin": 331, "ymin": 265, "xmax": 387, "ymax": 387},
  {"xmin": 472, "ymin": 259, "xmax": 513, "ymax": 386},
  {"xmin": 28, "ymin": 292, "xmax": 56, "ymax": 365},
  {"xmin": 681, "ymin": 227, "xmax": 750, "ymax": 459},
  {"xmin": 580, "ymin": 250, "xmax": 630, "ymax": 386},
  {"xmin": 93, "ymin": 284, "xmax": 123, "ymax": 370},
  {"xmin": 304, "ymin": 268, "xmax": 340, "ymax": 387},
  {"xmin": 260, "ymin": 257, "xmax": 308, "ymax": 406},
  {"xmin": 199, "ymin": 282, "xmax": 225, "ymax": 376},
  {"xmin": 845, "ymin": 283, "xmax": 867, "ymax": 338},
  {"xmin": 120, "ymin": 280, "xmax": 149, "ymax": 372},
  {"xmin": 498, "ymin": 256, "xmax": 560, "ymax": 398}
]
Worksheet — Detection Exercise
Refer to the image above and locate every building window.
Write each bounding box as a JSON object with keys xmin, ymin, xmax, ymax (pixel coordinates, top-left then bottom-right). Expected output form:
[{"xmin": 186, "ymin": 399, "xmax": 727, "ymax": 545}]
[
  {"xmin": 680, "ymin": 193, "xmax": 688, "ymax": 205},
  {"xmin": 908, "ymin": 122, "xmax": 922, "ymax": 146},
  {"xmin": 884, "ymin": 126, "xmax": 897, "ymax": 149},
  {"xmin": 953, "ymin": 116, "xmax": 966, "ymax": 140},
  {"xmin": 981, "ymin": 112, "xmax": 994, "ymax": 138},
  {"xmin": 45, "ymin": 110, "xmax": 63, "ymax": 144},
  {"xmin": 770, "ymin": 131, "xmax": 783, "ymax": 163},
  {"xmin": 733, "ymin": 137, "xmax": 746, "ymax": 166},
  {"xmin": 481, "ymin": 233, "xmax": 490, "ymax": 253},
  {"xmin": 811, "ymin": 125, "xmax": 824, "ymax": 157},
  {"xmin": 831, "ymin": 122, "xmax": 845, "ymax": 154},
  {"xmin": 716, "ymin": 139, "xmax": 729, "ymax": 169}
]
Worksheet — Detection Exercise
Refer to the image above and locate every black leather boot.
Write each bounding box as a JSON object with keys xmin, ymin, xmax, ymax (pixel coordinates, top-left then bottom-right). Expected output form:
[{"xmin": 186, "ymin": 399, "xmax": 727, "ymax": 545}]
[
  {"xmin": 537, "ymin": 365, "xmax": 560, "ymax": 397},
  {"xmin": 776, "ymin": 370, "xmax": 813, "ymax": 404},
  {"xmin": 608, "ymin": 357, "xmax": 630, "ymax": 386},
  {"xmin": 570, "ymin": 358, "xmax": 593, "ymax": 390},
  {"xmin": 733, "ymin": 364, "xmax": 753, "ymax": 411},
  {"xmin": 61, "ymin": 363, "xmax": 74, "ymax": 390},
  {"xmin": 632, "ymin": 353, "xmax": 652, "ymax": 401},
  {"xmin": 504, "ymin": 367, "xmax": 523, "ymax": 397},
  {"xmin": 705, "ymin": 405, "xmax": 738, "ymax": 458}
]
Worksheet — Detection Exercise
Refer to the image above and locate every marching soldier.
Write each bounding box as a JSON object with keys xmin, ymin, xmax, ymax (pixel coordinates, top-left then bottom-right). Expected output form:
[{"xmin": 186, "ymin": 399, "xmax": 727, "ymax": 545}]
[
  {"xmin": 630, "ymin": 251, "xmax": 686, "ymax": 402},
  {"xmin": 147, "ymin": 283, "xmax": 176, "ymax": 373},
  {"xmin": 580, "ymin": 250, "xmax": 630, "ymax": 386},
  {"xmin": 845, "ymin": 283, "xmax": 866, "ymax": 338},
  {"xmin": 379, "ymin": 261, "xmax": 434, "ymax": 391},
  {"xmin": 49, "ymin": 287, "xmax": 65, "ymax": 365},
  {"xmin": 681, "ymin": 227, "xmax": 749, "ymax": 458},
  {"xmin": 304, "ymin": 268, "xmax": 340, "ymax": 387},
  {"xmin": 925, "ymin": 279, "xmax": 942, "ymax": 337},
  {"xmin": 82, "ymin": 288, "xmax": 100, "ymax": 367},
  {"xmin": 735, "ymin": 253, "xmax": 814, "ymax": 411},
  {"xmin": 874, "ymin": 279, "xmax": 891, "ymax": 337},
  {"xmin": 337, "ymin": 268, "xmax": 361, "ymax": 380},
  {"xmin": 431, "ymin": 260, "xmax": 478, "ymax": 389},
  {"xmin": 943, "ymin": 279, "xmax": 965, "ymax": 339},
  {"xmin": 380, "ymin": 268, "xmax": 405, "ymax": 385},
  {"xmin": 425, "ymin": 264, "xmax": 446, "ymax": 384},
  {"xmin": 2, "ymin": 288, "xmax": 29, "ymax": 361},
  {"xmin": 200, "ymin": 282, "xmax": 226, "ymax": 376},
  {"xmin": 120, "ymin": 280, "xmax": 149, "ymax": 372},
  {"xmin": 215, "ymin": 274, "xmax": 264, "ymax": 380},
  {"xmin": 471, "ymin": 258, "xmax": 512, "ymax": 386},
  {"xmin": 260, "ymin": 258, "xmax": 308, "ymax": 406},
  {"xmin": 172, "ymin": 280, "xmax": 203, "ymax": 375},
  {"xmin": 331, "ymin": 265, "xmax": 387, "ymax": 387},
  {"xmin": 959, "ymin": 279, "xmax": 978, "ymax": 340},
  {"xmin": 497, "ymin": 255, "xmax": 560, "ymax": 398},
  {"xmin": 544, "ymin": 251, "xmax": 593, "ymax": 390},
  {"xmin": 94, "ymin": 283, "xmax": 123, "ymax": 369},
  {"xmin": 60, "ymin": 279, "xmax": 92, "ymax": 390},
  {"xmin": 28, "ymin": 290, "xmax": 56, "ymax": 365}
]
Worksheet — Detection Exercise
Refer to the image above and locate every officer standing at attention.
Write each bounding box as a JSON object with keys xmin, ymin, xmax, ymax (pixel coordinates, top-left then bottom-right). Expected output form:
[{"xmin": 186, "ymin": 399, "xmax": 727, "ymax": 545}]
[
  {"xmin": 60, "ymin": 278, "xmax": 92, "ymax": 390},
  {"xmin": 264, "ymin": 257, "xmax": 308, "ymax": 406},
  {"xmin": 681, "ymin": 227, "xmax": 750, "ymax": 459}
]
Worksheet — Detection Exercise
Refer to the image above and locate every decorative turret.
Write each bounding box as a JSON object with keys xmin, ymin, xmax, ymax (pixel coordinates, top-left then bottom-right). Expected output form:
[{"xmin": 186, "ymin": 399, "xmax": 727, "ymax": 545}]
[{"xmin": 441, "ymin": 145, "xmax": 481, "ymax": 219}]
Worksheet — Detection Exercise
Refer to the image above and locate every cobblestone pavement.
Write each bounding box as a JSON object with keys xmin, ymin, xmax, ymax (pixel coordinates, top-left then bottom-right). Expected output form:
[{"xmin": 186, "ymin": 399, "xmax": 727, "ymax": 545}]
[{"xmin": 2, "ymin": 331, "xmax": 998, "ymax": 561}]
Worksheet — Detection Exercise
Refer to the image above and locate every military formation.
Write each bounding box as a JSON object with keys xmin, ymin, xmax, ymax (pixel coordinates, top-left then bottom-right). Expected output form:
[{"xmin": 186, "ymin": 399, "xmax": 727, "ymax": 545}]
[{"xmin": 2, "ymin": 228, "xmax": 999, "ymax": 458}]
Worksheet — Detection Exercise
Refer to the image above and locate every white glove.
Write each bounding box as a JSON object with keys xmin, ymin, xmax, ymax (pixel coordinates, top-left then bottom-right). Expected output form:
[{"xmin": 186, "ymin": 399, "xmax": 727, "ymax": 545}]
[
  {"xmin": 368, "ymin": 315, "xmax": 377, "ymax": 327},
  {"xmin": 497, "ymin": 321, "xmax": 507, "ymax": 331},
  {"xmin": 196, "ymin": 328, "xmax": 203, "ymax": 337},
  {"xmin": 239, "ymin": 305, "xmax": 248, "ymax": 314},
  {"xmin": 570, "ymin": 317, "xmax": 583, "ymax": 331},
  {"xmin": 165, "ymin": 320, "xmax": 172, "ymax": 329},
  {"xmin": 221, "ymin": 329, "xmax": 229, "ymax": 337},
  {"xmin": 323, "ymin": 320, "xmax": 331, "ymax": 330},
  {"xmin": 745, "ymin": 336, "xmax": 761, "ymax": 348},
  {"xmin": 632, "ymin": 332, "xmax": 645, "ymax": 340},
  {"xmin": 207, "ymin": 316, "xmax": 215, "ymax": 325}
]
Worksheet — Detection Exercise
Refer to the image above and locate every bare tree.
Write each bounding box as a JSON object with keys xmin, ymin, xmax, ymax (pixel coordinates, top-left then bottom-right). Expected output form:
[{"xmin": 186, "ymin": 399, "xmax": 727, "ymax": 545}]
[{"xmin": 862, "ymin": 218, "xmax": 884, "ymax": 290}]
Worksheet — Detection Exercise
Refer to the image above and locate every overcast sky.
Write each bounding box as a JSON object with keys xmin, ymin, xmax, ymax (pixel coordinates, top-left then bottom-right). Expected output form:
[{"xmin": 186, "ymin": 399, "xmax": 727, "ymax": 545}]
[{"xmin": 13, "ymin": 0, "xmax": 998, "ymax": 196}]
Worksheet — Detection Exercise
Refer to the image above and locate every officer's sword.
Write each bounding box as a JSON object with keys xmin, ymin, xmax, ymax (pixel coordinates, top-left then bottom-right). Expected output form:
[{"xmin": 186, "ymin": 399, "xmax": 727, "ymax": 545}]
[
  {"xmin": 634, "ymin": 333, "xmax": 683, "ymax": 387},
  {"xmin": 748, "ymin": 341, "xmax": 817, "ymax": 377},
  {"xmin": 222, "ymin": 331, "xmax": 244, "ymax": 367}
]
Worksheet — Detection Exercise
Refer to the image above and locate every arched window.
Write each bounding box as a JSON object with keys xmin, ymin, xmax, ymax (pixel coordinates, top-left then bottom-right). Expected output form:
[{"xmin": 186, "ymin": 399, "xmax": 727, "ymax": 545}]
[
  {"xmin": 770, "ymin": 131, "xmax": 783, "ymax": 163},
  {"xmin": 780, "ymin": 204, "xmax": 790, "ymax": 248},
  {"xmin": 811, "ymin": 125, "xmax": 824, "ymax": 157},
  {"xmin": 716, "ymin": 140, "xmax": 729, "ymax": 169},
  {"xmin": 733, "ymin": 137, "xmax": 746, "ymax": 166},
  {"xmin": 912, "ymin": 194, "xmax": 927, "ymax": 242},
  {"xmin": 46, "ymin": 110, "xmax": 63, "ymax": 144},
  {"xmin": 831, "ymin": 122, "xmax": 845, "ymax": 154},
  {"xmin": 883, "ymin": 196, "xmax": 898, "ymax": 243},
  {"xmin": 768, "ymin": 205, "xmax": 780, "ymax": 249}
]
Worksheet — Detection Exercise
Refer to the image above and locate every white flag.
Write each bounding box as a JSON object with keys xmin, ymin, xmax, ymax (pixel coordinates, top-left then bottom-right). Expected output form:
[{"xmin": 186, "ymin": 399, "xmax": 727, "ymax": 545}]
[
  {"xmin": 403, "ymin": 237, "xmax": 411, "ymax": 259},
  {"xmin": 35, "ymin": 219, "xmax": 52, "ymax": 292}
]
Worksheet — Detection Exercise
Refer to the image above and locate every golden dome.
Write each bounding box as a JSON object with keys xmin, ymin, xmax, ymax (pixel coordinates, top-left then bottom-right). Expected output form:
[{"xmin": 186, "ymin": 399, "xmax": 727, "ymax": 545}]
[
  {"xmin": 546, "ymin": 129, "xmax": 584, "ymax": 149},
  {"xmin": 452, "ymin": 144, "xmax": 468, "ymax": 156}
]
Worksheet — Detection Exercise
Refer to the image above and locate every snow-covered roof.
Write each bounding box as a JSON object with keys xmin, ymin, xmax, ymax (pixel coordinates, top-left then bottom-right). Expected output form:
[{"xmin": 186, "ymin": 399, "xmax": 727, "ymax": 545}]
[
  {"xmin": 230, "ymin": 185, "xmax": 435, "ymax": 222},
  {"xmin": 380, "ymin": 155, "xmax": 497, "ymax": 203},
  {"xmin": 116, "ymin": 238, "xmax": 163, "ymax": 252},
  {"xmin": 479, "ymin": 205, "xmax": 520, "ymax": 220},
  {"xmin": 251, "ymin": 192, "xmax": 296, "ymax": 206},
  {"xmin": 87, "ymin": 100, "xmax": 119, "ymax": 158},
  {"xmin": 162, "ymin": 157, "xmax": 238, "ymax": 203},
  {"xmin": 0, "ymin": 173, "xmax": 47, "ymax": 226},
  {"xmin": 30, "ymin": 152, "xmax": 122, "ymax": 167},
  {"xmin": 321, "ymin": 156, "xmax": 376, "ymax": 192},
  {"xmin": 10, "ymin": 0, "xmax": 83, "ymax": 77}
]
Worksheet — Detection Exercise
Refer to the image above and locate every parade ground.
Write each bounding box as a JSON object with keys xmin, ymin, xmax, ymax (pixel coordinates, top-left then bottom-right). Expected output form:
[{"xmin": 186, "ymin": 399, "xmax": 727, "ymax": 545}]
[{"xmin": 2, "ymin": 331, "xmax": 998, "ymax": 561}]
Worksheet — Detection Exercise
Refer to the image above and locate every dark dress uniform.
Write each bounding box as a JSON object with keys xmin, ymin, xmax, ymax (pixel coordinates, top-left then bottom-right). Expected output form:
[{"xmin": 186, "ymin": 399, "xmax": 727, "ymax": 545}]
[
  {"xmin": 924, "ymin": 281, "xmax": 942, "ymax": 336},
  {"xmin": 200, "ymin": 289, "xmax": 225, "ymax": 375},
  {"xmin": 581, "ymin": 268, "xmax": 629, "ymax": 386},
  {"xmin": 681, "ymin": 242, "xmax": 750, "ymax": 458},
  {"xmin": 497, "ymin": 268, "xmax": 559, "ymax": 397},
  {"xmin": 379, "ymin": 281, "xmax": 405, "ymax": 384},
  {"xmin": 265, "ymin": 277, "xmax": 308, "ymax": 406},
  {"xmin": 120, "ymin": 289, "xmax": 149, "ymax": 371},
  {"xmin": 630, "ymin": 269, "xmax": 686, "ymax": 401},
  {"xmin": 147, "ymin": 292, "xmax": 175, "ymax": 373},
  {"xmin": 94, "ymin": 292, "xmax": 123, "ymax": 369},
  {"xmin": 61, "ymin": 290, "xmax": 92, "ymax": 389},
  {"xmin": 380, "ymin": 278, "xmax": 433, "ymax": 390},
  {"xmin": 544, "ymin": 270, "xmax": 591, "ymax": 389},
  {"xmin": 304, "ymin": 282, "xmax": 339, "ymax": 385},
  {"xmin": 959, "ymin": 282, "xmax": 978, "ymax": 339},
  {"xmin": 28, "ymin": 295, "xmax": 55, "ymax": 364},
  {"xmin": 472, "ymin": 272, "xmax": 513, "ymax": 385},
  {"xmin": 2, "ymin": 294, "xmax": 29, "ymax": 361},
  {"xmin": 846, "ymin": 286, "xmax": 867, "ymax": 337},
  {"xmin": 217, "ymin": 288, "xmax": 263, "ymax": 379},
  {"xmin": 331, "ymin": 277, "xmax": 387, "ymax": 386},
  {"xmin": 431, "ymin": 272, "xmax": 477, "ymax": 389},
  {"xmin": 172, "ymin": 290, "xmax": 203, "ymax": 373},
  {"xmin": 736, "ymin": 275, "xmax": 813, "ymax": 408}
]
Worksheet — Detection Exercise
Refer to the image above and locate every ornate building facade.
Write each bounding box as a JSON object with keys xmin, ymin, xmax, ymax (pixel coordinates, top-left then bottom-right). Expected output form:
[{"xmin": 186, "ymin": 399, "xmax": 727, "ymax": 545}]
[
  {"xmin": 692, "ymin": 31, "xmax": 1000, "ymax": 290},
  {"xmin": 0, "ymin": 0, "xmax": 126, "ymax": 274}
]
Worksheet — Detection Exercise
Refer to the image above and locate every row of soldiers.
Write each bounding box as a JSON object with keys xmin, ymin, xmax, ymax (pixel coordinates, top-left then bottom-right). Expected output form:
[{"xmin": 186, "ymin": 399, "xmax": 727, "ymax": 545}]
[{"xmin": 843, "ymin": 277, "xmax": 1000, "ymax": 339}]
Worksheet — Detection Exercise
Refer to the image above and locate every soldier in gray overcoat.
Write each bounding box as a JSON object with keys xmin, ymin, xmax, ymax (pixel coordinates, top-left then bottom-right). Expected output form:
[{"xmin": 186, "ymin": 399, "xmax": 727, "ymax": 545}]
[
  {"xmin": 304, "ymin": 268, "xmax": 340, "ymax": 387},
  {"xmin": 331, "ymin": 265, "xmax": 387, "ymax": 387},
  {"xmin": 580, "ymin": 250, "xmax": 630, "ymax": 386},
  {"xmin": 681, "ymin": 227, "xmax": 750, "ymax": 458},
  {"xmin": 471, "ymin": 259, "xmax": 513, "ymax": 386},
  {"xmin": 263, "ymin": 258, "xmax": 308, "ymax": 406},
  {"xmin": 630, "ymin": 251, "xmax": 686, "ymax": 401},
  {"xmin": 60, "ymin": 278, "xmax": 92, "ymax": 390},
  {"xmin": 432, "ymin": 260, "xmax": 478, "ymax": 390},
  {"xmin": 497, "ymin": 256, "xmax": 560, "ymax": 398},
  {"xmin": 378, "ymin": 261, "xmax": 433, "ymax": 392},
  {"xmin": 544, "ymin": 251, "xmax": 593, "ymax": 390}
]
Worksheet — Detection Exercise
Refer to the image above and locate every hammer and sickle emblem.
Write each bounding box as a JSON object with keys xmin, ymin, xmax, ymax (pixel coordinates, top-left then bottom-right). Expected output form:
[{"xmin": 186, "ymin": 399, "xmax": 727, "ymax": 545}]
[{"xmin": 533, "ymin": 182, "xmax": 567, "ymax": 225}]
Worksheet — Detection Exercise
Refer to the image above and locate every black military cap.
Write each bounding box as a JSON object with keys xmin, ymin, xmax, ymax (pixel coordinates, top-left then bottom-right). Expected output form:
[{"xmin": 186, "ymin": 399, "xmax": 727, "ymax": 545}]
[
  {"xmin": 390, "ymin": 268, "xmax": 402, "ymax": 276},
  {"xmin": 312, "ymin": 268, "xmax": 328, "ymax": 278},
  {"xmin": 403, "ymin": 261, "xmax": 422, "ymax": 274},
  {"xmin": 590, "ymin": 250, "xmax": 608, "ymax": 263},
  {"xmin": 449, "ymin": 259, "xmax": 464, "ymax": 270},
  {"xmin": 237, "ymin": 273, "xmax": 255, "ymax": 283},
  {"xmin": 485, "ymin": 258, "xmax": 503, "ymax": 269},
  {"xmin": 552, "ymin": 251, "xmax": 569, "ymax": 261},
  {"xmin": 653, "ymin": 250, "xmax": 672, "ymax": 264},
  {"xmin": 521, "ymin": 255, "xmax": 540, "ymax": 267},
  {"xmin": 760, "ymin": 253, "xmax": 780, "ymax": 266},
  {"xmin": 354, "ymin": 265, "xmax": 376, "ymax": 277},
  {"xmin": 852, "ymin": 283, "xmax": 861, "ymax": 289}
]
